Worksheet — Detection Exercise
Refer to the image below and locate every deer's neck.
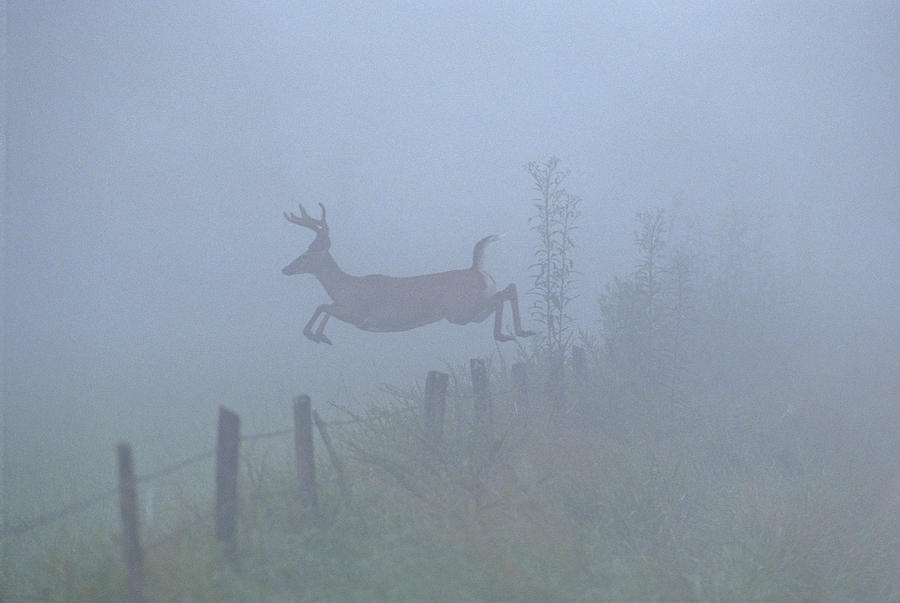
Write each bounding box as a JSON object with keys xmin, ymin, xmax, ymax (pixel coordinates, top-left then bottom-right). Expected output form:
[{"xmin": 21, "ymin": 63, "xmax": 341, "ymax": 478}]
[{"xmin": 312, "ymin": 252, "xmax": 355, "ymax": 302}]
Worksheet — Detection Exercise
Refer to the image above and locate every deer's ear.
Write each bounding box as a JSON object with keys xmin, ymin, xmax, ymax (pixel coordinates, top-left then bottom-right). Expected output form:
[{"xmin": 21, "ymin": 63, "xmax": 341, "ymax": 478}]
[{"xmin": 308, "ymin": 231, "xmax": 331, "ymax": 252}]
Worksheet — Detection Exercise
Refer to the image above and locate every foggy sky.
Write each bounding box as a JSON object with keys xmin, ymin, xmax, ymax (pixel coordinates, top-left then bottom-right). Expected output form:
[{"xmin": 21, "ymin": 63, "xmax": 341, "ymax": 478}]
[{"xmin": 3, "ymin": 2, "xmax": 898, "ymax": 489}]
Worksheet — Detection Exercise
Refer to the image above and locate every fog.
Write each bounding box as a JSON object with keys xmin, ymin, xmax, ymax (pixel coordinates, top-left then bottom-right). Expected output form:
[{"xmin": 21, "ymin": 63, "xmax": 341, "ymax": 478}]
[{"xmin": 3, "ymin": 0, "xmax": 898, "ymax": 531}]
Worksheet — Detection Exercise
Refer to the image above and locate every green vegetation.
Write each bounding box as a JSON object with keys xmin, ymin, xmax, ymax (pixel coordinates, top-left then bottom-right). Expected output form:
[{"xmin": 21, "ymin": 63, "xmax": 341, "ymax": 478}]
[
  {"xmin": 3, "ymin": 357, "xmax": 897, "ymax": 601},
  {"xmin": 527, "ymin": 156, "xmax": 581, "ymax": 359}
]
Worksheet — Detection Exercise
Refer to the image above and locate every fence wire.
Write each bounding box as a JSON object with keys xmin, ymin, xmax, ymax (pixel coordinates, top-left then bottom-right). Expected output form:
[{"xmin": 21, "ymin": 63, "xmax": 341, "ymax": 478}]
[
  {"xmin": 0, "ymin": 486, "xmax": 120, "ymax": 537},
  {"xmin": 1, "ymin": 445, "xmax": 217, "ymax": 538},
  {"xmin": 2, "ymin": 380, "xmax": 526, "ymax": 539}
]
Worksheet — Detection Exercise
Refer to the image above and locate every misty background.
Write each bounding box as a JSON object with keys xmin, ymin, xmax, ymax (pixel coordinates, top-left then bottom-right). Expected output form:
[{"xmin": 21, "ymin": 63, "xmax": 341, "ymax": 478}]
[{"xmin": 3, "ymin": 2, "xmax": 898, "ymax": 517}]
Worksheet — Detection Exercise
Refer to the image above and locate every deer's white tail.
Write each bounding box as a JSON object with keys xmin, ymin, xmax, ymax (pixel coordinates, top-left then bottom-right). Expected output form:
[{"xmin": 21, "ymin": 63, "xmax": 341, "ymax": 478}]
[{"xmin": 472, "ymin": 235, "xmax": 501, "ymax": 271}]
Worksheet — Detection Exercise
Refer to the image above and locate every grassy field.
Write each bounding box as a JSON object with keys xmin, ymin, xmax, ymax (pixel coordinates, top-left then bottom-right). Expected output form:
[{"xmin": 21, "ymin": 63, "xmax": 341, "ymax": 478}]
[{"xmin": 3, "ymin": 357, "xmax": 898, "ymax": 602}]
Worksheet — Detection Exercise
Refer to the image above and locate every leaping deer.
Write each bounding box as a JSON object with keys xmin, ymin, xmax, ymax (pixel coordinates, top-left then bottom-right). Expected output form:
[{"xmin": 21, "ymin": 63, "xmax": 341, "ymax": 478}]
[{"xmin": 282, "ymin": 203, "xmax": 535, "ymax": 344}]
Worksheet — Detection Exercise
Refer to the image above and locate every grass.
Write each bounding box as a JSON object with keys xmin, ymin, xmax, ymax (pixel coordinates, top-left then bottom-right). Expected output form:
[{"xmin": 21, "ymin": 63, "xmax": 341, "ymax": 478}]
[{"xmin": 3, "ymin": 358, "xmax": 898, "ymax": 601}]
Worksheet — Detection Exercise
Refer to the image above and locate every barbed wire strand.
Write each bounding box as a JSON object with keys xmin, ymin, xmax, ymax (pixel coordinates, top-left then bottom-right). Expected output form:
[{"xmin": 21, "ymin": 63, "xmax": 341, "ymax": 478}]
[
  {"xmin": 241, "ymin": 428, "xmax": 293, "ymax": 442},
  {"xmin": 0, "ymin": 486, "xmax": 119, "ymax": 537},
  {"xmin": 1, "ymin": 387, "xmax": 522, "ymax": 538},
  {"xmin": 136, "ymin": 449, "xmax": 215, "ymax": 484}
]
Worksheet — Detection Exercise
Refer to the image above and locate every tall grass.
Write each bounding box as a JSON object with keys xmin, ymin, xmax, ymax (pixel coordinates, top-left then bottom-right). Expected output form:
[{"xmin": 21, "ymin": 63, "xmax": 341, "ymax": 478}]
[{"xmin": 3, "ymin": 353, "xmax": 897, "ymax": 601}]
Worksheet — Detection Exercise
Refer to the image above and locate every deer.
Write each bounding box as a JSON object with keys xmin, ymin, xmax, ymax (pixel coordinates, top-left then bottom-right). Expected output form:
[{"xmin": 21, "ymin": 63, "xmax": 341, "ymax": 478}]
[{"xmin": 281, "ymin": 203, "xmax": 535, "ymax": 345}]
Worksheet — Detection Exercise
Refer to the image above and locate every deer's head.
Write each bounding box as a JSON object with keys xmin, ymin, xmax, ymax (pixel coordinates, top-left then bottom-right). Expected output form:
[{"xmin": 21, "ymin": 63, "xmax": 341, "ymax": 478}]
[{"xmin": 282, "ymin": 203, "xmax": 330, "ymax": 275}]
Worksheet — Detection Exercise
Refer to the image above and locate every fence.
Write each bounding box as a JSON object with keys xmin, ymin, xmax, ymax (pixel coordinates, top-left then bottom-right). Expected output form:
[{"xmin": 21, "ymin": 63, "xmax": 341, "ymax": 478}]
[{"xmin": 1, "ymin": 348, "xmax": 591, "ymax": 601}]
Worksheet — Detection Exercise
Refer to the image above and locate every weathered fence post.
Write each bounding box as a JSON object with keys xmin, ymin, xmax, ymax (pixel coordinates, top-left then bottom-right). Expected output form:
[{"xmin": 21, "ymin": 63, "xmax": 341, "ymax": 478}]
[
  {"xmin": 312, "ymin": 409, "xmax": 349, "ymax": 503},
  {"xmin": 572, "ymin": 345, "xmax": 587, "ymax": 386},
  {"xmin": 215, "ymin": 406, "xmax": 240, "ymax": 560},
  {"xmin": 572, "ymin": 345, "xmax": 590, "ymax": 414},
  {"xmin": 548, "ymin": 354, "xmax": 565, "ymax": 414},
  {"xmin": 471, "ymin": 358, "xmax": 492, "ymax": 445},
  {"xmin": 293, "ymin": 395, "xmax": 317, "ymax": 509},
  {"xmin": 423, "ymin": 370, "xmax": 449, "ymax": 452},
  {"xmin": 116, "ymin": 442, "xmax": 143, "ymax": 602},
  {"xmin": 512, "ymin": 362, "xmax": 529, "ymax": 422}
]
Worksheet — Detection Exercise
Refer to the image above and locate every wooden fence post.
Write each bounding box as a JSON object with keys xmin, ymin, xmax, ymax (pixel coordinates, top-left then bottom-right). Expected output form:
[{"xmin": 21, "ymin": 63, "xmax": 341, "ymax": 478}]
[
  {"xmin": 116, "ymin": 442, "xmax": 143, "ymax": 602},
  {"xmin": 572, "ymin": 345, "xmax": 587, "ymax": 386},
  {"xmin": 470, "ymin": 358, "xmax": 492, "ymax": 445},
  {"xmin": 548, "ymin": 353, "xmax": 565, "ymax": 414},
  {"xmin": 312, "ymin": 409, "xmax": 349, "ymax": 503},
  {"xmin": 512, "ymin": 362, "xmax": 529, "ymax": 422},
  {"xmin": 293, "ymin": 396, "xmax": 317, "ymax": 509},
  {"xmin": 572, "ymin": 345, "xmax": 590, "ymax": 415},
  {"xmin": 215, "ymin": 406, "xmax": 240, "ymax": 560},
  {"xmin": 423, "ymin": 371, "xmax": 448, "ymax": 452}
]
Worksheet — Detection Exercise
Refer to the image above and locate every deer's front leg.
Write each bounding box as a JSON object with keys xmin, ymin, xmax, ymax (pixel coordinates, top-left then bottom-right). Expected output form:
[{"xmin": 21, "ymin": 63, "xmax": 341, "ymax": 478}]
[
  {"xmin": 313, "ymin": 313, "xmax": 332, "ymax": 345},
  {"xmin": 303, "ymin": 304, "xmax": 334, "ymax": 344}
]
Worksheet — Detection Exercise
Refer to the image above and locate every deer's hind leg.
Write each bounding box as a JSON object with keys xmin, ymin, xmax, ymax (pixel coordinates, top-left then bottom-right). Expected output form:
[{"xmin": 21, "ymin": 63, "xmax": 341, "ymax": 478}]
[
  {"xmin": 492, "ymin": 284, "xmax": 535, "ymax": 341},
  {"xmin": 506, "ymin": 283, "xmax": 535, "ymax": 337}
]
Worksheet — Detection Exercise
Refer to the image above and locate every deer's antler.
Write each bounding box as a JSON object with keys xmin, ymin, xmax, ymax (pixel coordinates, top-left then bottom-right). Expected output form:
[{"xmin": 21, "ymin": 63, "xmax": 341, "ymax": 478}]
[{"xmin": 284, "ymin": 203, "xmax": 328, "ymax": 234}]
